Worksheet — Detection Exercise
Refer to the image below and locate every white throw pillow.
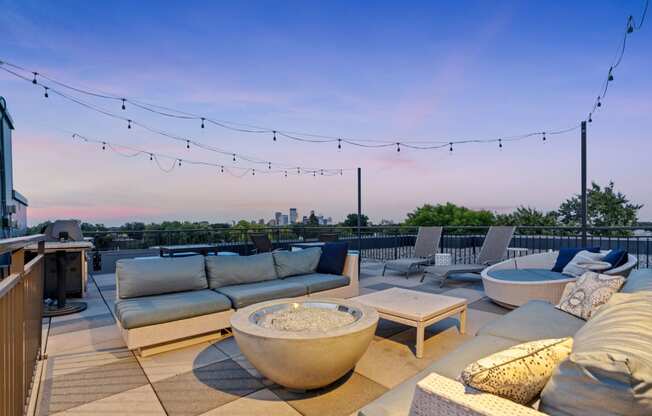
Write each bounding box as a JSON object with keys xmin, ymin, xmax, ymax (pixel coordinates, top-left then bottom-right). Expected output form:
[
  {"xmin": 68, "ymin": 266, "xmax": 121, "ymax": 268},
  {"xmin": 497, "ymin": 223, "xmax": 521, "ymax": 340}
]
[
  {"xmin": 562, "ymin": 250, "xmax": 611, "ymax": 277},
  {"xmin": 556, "ymin": 271, "xmax": 625, "ymax": 320}
]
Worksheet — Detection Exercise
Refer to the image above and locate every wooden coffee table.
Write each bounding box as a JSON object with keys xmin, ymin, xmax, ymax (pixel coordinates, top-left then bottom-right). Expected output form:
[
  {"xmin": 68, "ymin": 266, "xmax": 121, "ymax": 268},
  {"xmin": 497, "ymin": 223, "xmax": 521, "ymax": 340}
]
[{"xmin": 353, "ymin": 287, "xmax": 467, "ymax": 358}]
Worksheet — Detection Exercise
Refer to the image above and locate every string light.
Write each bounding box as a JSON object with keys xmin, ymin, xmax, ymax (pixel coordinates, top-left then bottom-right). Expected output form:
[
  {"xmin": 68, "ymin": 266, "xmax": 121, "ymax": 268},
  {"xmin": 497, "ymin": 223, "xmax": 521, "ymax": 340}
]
[
  {"xmin": 597, "ymin": 97, "xmax": 602, "ymax": 107},
  {"xmin": 396, "ymin": 142, "xmax": 401, "ymax": 152},
  {"xmin": 252, "ymin": 169, "xmax": 255, "ymax": 176},
  {"xmin": 498, "ymin": 139, "xmax": 503, "ymax": 150},
  {"xmin": 232, "ymin": 153, "xmax": 236, "ymax": 162},
  {"xmin": 178, "ymin": 159, "xmax": 182, "ymax": 167},
  {"xmin": 284, "ymin": 170, "xmax": 288, "ymax": 178},
  {"xmin": 43, "ymin": 86, "xmax": 48, "ymax": 98},
  {"xmin": 201, "ymin": 117, "xmax": 205, "ymax": 128},
  {"xmin": 628, "ymin": 15, "xmax": 635, "ymax": 33},
  {"xmin": 149, "ymin": 153, "xmax": 153, "ymax": 161},
  {"xmin": 608, "ymin": 67, "xmax": 614, "ymax": 81},
  {"xmin": 449, "ymin": 142, "xmax": 453, "ymax": 153},
  {"xmin": 127, "ymin": 119, "xmax": 132, "ymax": 129},
  {"xmin": 121, "ymin": 98, "xmax": 126, "ymax": 110},
  {"xmin": 542, "ymin": 132, "xmax": 547, "ymax": 143},
  {"xmin": 31, "ymin": 72, "xmax": 37, "ymax": 84},
  {"xmin": 102, "ymin": 141, "xmax": 106, "ymax": 150},
  {"xmin": 273, "ymin": 130, "xmax": 277, "ymax": 142},
  {"xmin": 220, "ymin": 165, "xmax": 224, "ymax": 173},
  {"xmin": 268, "ymin": 162, "xmax": 271, "ymax": 170},
  {"xmin": 337, "ymin": 138, "xmax": 341, "ymax": 150},
  {"xmin": 186, "ymin": 139, "xmax": 190, "ymax": 149}
]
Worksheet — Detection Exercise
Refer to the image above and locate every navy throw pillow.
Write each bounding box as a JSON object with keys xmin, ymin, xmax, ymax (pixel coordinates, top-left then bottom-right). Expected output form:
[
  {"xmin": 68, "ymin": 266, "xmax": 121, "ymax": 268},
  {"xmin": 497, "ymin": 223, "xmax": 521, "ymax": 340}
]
[
  {"xmin": 316, "ymin": 242, "xmax": 349, "ymax": 275},
  {"xmin": 603, "ymin": 249, "xmax": 628, "ymax": 268},
  {"xmin": 551, "ymin": 247, "xmax": 601, "ymax": 272}
]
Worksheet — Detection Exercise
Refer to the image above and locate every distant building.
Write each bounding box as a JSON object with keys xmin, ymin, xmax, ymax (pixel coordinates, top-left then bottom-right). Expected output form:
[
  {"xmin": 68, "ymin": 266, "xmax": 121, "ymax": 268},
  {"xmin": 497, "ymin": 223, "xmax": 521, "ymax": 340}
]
[
  {"xmin": 274, "ymin": 212, "xmax": 282, "ymax": 225},
  {"xmin": 289, "ymin": 208, "xmax": 298, "ymax": 224},
  {"xmin": 258, "ymin": 219, "xmax": 264, "ymax": 225},
  {"xmin": 302, "ymin": 216, "xmax": 308, "ymax": 224},
  {"xmin": 281, "ymin": 214, "xmax": 289, "ymax": 225},
  {"xmin": 0, "ymin": 97, "xmax": 28, "ymax": 237}
]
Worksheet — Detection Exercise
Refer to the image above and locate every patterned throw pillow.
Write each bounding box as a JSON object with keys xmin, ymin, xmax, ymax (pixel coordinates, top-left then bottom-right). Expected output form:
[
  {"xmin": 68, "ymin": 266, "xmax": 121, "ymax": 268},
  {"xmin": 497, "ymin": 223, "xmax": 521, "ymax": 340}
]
[
  {"xmin": 556, "ymin": 271, "xmax": 625, "ymax": 320},
  {"xmin": 461, "ymin": 338, "xmax": 573, "ymax": 405}
]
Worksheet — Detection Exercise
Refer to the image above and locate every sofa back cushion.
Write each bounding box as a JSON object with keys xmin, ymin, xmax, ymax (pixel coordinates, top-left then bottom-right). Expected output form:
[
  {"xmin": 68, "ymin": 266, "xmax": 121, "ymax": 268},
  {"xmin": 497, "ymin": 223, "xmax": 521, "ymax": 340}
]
[
  {"xmin": 540, "ymin": 291, "xmax": 652, "ymax": 416},
  {"xmin": 205, "ymin": 252, "xmax": 277, "ymax": 289},
  {"xmin": 316, "ymin": 242, "xmax": 349, "ymax": 275},
  {"xmin": 551, "ymin": 247, "xmax": 600, "ymax": 272},
  {"xmin": 273, "ymin": 248, "xmax": 321, "ymax": 278},
  {"xmin": 116, "ymin": 255, "xmax": 208, "ymax": 299},
  {"xmin": 603, "ymin": 249, "xmax": 628, "ymax": 268},
  {"xmin": 621, "ymin": 268, "xmax": 652, "ymax": 293}
]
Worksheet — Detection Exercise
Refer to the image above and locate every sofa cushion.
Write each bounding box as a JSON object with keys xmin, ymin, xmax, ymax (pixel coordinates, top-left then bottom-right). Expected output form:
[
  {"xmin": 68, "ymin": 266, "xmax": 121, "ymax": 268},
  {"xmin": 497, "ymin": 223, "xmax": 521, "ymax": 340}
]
[
  {"xmin": 283, "ymin": 273, "xmax": 350, "ymax": 294},
  {"xmin": 551, "ymin": 247, "xmax": 600, "ymax": 272},
  {"xmin": 621, "ymin": 268, "xmax": 652, "ymax": 293},
  {"xmin": 561, "ymin": 250, "xmax": 610, "ymax": 277},
  {"xmin": 273, "ymin": 248, "xmax": 321, "ymax": 278},
  {"xmin": 205, "ymin": 253, "xmax": 277, "ymax": 289},
  {"xmin": 114, "ymin": 289, "xmax": 231, "ymax": 329},
  {"xmin": 478, "ymin": 300, "xmax": 585, "ymax": 343},
  {"xmin": 603, "ymin": 249, "xmax": 628, "ymax": 268},
  {"xmin": 461, "ymin": 337, "xmax": 573, "ymax": 405},
  {"xmin": 540, "ymin": 291, "xmax": 652, "ymax": 416},
  {"xmin": 556, "ymin": 272, "xmax": 625, "ymax": 320},
  {"xmin": 317, "ymin": 242, "xmax": 349, "ymax": 275},
  {"xmin": 116, "ymin": 255, "xmax": 207, "ymax": 299},
  {"xmin": 215, "ymin": 280, "xmax": 307, "ymax": 309}
]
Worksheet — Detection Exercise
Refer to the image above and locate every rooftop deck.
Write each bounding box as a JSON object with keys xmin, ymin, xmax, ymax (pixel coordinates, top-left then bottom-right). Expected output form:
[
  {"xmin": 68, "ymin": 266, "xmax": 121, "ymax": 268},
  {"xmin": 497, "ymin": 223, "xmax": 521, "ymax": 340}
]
[{"xmin": 35, "ymin": 261, "xmax": 509, "ymax": 416}]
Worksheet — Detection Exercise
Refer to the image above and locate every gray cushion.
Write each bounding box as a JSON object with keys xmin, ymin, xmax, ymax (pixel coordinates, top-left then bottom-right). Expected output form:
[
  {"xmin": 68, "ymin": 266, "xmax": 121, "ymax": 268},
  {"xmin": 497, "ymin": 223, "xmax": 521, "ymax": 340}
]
[
  {"xmin": 205, "ymin": 253, "xmax": 277, "ymax": 289},
  {"xmin": 540, "ymin": 291, "xmax": 652, "ymax": 416},
  {"xmin": 215, "ymin": 279, "xmax": 307, "ymax": 309},
  {"xmin": 621, "ymin": 268, "xmax": 652, "ymax": 293},
  {"xmin": 116, "ymin": 255, "xmax": 207, "ymax": 299},
  {"xmin": 283, "ymin": 273, "xmax": 350, "ymax": 294},
  {"xmin": 358, "ymin": 335, "xmax": 518, "ymax": 416},
  {"xmin": 273, "ymin": 248, "xmax": 322, "ymax": 278},
  {"xmin": 478, "ymin": 300, "xmax": 585, "ymax": 343},
  {"xmin": 487, "ymin": 268, "xmax": 571, "ymax": 282},
  {"xmin": 114, "ymin": 289, "xmax": 231, "ymax": 329}
]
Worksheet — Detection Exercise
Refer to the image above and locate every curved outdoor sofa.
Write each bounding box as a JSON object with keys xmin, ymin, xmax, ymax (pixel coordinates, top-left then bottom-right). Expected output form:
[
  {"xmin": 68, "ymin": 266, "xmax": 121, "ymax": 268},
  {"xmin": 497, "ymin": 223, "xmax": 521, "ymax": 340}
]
[{"xmin": 481, "ymin": 251, "xmax": 637, "ymax": 308}]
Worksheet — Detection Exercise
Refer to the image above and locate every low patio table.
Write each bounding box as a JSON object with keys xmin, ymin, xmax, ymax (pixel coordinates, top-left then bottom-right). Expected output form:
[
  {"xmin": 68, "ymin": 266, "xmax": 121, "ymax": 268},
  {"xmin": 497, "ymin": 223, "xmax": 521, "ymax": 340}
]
[{"xmin": 353, "ymin": 287, "xmax": 467, "ymax": 358}]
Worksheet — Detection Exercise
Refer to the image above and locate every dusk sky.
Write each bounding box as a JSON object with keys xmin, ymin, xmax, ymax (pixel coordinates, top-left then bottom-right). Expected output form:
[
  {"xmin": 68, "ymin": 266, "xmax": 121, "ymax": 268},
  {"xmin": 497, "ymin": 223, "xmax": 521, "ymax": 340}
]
[{"xmin": 1, "ymin": 0, "xmax": 650, "ymax": 225}]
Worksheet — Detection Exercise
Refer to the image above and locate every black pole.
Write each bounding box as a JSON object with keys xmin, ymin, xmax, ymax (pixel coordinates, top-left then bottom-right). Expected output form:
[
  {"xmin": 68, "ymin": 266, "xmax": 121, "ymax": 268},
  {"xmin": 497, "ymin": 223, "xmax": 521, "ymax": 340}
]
[
  {"xmin": 357, "ymin": 167, "xmax": 362, "ymax": 264},
  {"xmin": 581, "ymin": 121, "xmax": 588, "ymax": 246}
]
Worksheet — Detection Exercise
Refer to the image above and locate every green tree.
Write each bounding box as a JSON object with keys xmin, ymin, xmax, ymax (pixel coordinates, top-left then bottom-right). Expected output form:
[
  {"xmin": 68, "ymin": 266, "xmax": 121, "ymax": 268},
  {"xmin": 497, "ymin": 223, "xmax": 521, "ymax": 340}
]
[
  {"xmin": 495, "ymin": 206, "xmax": 558, "ymax": 234},
  {"xmin": 404, "ymin": 203, "xmax": 495, "ymax": 228},
  {"xmin": 557, "ymin": 181, "xmax": 642, "ymax": 235},
  {"xmin": 308, "ymin": 212, "xmax": 320, "ymax": 226},
  {"xmin": 342, "ymin": 213, "xmax": 369, "ymax": 227}
]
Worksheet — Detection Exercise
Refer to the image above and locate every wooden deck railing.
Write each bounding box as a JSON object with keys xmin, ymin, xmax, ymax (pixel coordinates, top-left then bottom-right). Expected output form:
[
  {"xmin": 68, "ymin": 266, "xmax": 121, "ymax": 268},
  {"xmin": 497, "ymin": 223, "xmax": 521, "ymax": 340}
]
[{"xmin": 0, "ymin": 234, "xmax": 46, "ymax": 416}]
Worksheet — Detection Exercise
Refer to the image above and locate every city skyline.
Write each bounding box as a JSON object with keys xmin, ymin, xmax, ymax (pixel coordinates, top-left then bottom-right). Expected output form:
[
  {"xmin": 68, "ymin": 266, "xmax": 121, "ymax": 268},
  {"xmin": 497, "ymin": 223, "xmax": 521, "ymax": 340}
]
[{"xmin": 1, "ymin": 1, "xmax": 650, "ymax": 225}]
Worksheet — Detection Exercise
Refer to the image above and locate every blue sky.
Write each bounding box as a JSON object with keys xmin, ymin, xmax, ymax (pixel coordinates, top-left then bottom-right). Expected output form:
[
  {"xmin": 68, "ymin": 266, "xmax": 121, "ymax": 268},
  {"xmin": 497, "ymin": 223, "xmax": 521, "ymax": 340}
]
[{"xmin": 1, "ymin": 0, "xmax": 650, "ymax": 224}]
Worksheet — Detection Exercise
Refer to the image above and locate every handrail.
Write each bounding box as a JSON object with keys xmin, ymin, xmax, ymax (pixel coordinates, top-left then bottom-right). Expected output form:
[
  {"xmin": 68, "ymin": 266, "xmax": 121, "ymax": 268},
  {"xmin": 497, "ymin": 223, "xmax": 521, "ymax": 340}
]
[{"xmin": 0, "ymin": 234, "xmax": 45, "ymax": 256}]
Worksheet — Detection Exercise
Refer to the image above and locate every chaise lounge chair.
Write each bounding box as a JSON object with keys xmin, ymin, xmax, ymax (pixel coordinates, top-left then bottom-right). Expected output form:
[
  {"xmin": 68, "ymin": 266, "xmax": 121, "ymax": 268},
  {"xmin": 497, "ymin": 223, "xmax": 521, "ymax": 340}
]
[
  {"xmin": 421, "ymin": 226, "xmax": 515, "ymax": 287},
  {"xmin": 382, "ymin": 226, "xmax": 443, "ymax": 278}
]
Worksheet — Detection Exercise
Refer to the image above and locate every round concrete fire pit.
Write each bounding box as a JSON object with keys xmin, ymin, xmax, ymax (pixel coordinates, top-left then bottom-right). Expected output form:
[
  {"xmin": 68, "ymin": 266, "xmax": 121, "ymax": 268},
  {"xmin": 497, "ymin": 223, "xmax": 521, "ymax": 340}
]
[{"xmin": 231, "ymin": 298, "xmax": 379, "ymax": 390}]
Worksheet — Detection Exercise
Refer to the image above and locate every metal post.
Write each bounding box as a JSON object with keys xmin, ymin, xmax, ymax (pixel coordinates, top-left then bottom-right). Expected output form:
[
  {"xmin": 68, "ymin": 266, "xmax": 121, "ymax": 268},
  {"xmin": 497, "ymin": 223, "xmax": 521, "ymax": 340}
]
[
  {"xmin": 357, "ymin": 168, "xmax": 362, "ymax": 263},
  {"xmin": 581, "ymin": 121, "xmax": 588, "ymax": 246}
]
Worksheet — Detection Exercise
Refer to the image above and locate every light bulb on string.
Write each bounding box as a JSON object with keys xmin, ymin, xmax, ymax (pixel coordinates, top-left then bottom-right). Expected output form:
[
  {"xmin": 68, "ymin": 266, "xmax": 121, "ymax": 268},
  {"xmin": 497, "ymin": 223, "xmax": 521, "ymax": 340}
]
[
  {"xmin": 186, "ymin": 140, "xmax": 190, "ymax": 149},
  {"xmin": 220, "ymin": 165, "xmax": 224, "ymax": 173},
  {"xmin": 313, "ymin": 171, "xmax": 316, "ymax": 177},
  {"xmin": 32, "ymin": 72, "xmax": 38, "ymax": 84},
  {"xmin": 252, "ymin": 169, "xmax": 256, "ymax": 176},
  {"xmin": 178, "ymin": 159, "xmax": 182, "ymax": 167},
  {"xmin": 284, "ymin": 170, "xmax": 288, "ymax": 178},
  {"xmin": 449, "ymin": 142, "xmax": 453, "ymax": 154},
  {"xmin": 149, "ymin": 153, "xmax": 153, "ymax": 161},
  {"xmin": 127, "ymin": 120, "xmax": 132, "ymax": 129},
  {"xmin": 596, "ymin": 97, "xmax": 602, "ymax": 108},
  {"xmin": 102, "ymin": 142, "xmax": 106, "ymax": 150},
  {"xmin": 498, "ymin": 139, "xmax": 503, "ymax": 150},
  {"xmin": 43, "ymin": 87, "xmax": 48, "ymax": 98},
  {"xmin": 337, "ymin": 139, "xmax": 342, "ymax": 150},
  {"xmin": 201, "ymin": 118, "xmax": 205, "ymax": 129},
  {"xmin": 627, "ymin": 16, "xmax": 635, "ymax": 33},
  {"xmin": 542, "ymin": 132, "xmax": 547, "ymax": 143},
  {"xmin": 588, "ymin": 113, "xmax": 593, "ymax": 123},
  {"xmin": 608, "ymin": 67, "xmax": 614, "ymax": 82},
  {"xmin": 268, "ymin": 162, "xmax": 271, "ymax": 170},
  {"xmin": 320, "ymin": 169, "xmax": 324, "ymax": 176},
  {"xmin": 272, "ymin": 130, "xmax": 277, "ymax": 142},
  {"xmin": 232, "ymin": 154, "xmax": 236, "ymax": 162},
  {"xmin": 396, "ymin": 142, "xmax": 401, "ymax": 152},
  {"xmin": 297, "ymin": 167, "xmax": 301, "ymax": 175},
  {"xmin": 340, "ymin": 169, "xmax": 343, "ymax": 175},
  {"xmin": 121, "ymin": 99, "xmax": 126, "ymax": 110}
]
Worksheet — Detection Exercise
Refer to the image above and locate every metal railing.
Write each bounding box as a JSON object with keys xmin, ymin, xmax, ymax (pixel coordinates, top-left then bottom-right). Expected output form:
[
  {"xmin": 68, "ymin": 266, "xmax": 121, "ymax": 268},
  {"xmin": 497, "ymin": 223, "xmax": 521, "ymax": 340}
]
[
  {"xmin": 83, "ymin": 225, "xmax": 652, "ymax": 268},
  {"xmin": 0, "ymin": 234, "xmax": 45, "ymax": 416}
]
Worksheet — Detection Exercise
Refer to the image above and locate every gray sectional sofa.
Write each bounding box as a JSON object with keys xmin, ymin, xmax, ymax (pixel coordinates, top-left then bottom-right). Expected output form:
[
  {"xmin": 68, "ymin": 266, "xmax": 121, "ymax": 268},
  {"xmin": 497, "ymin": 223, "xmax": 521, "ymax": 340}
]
[
  {"xmin": 114, "ymin": 248, "xmax": 359, "ymax": 354},
  {"xmin": 359, "ymin": 268, "xmax": 652, "ymax": 416}
]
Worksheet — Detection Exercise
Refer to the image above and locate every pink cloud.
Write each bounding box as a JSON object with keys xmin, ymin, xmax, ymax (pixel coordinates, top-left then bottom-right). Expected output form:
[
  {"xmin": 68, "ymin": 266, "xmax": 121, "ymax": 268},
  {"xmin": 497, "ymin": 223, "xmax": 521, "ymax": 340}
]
[{"xmin": 29, "ymin": 205, "xmax": 166, "ymax": 224}]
